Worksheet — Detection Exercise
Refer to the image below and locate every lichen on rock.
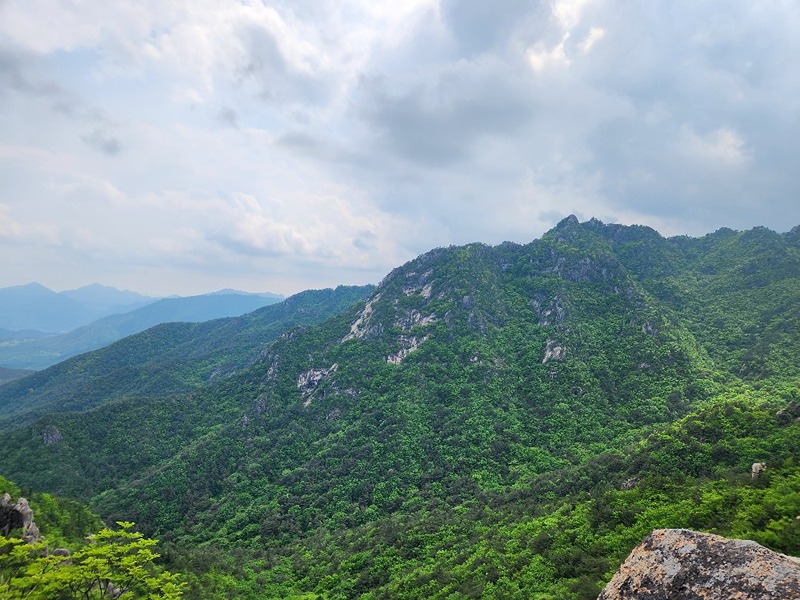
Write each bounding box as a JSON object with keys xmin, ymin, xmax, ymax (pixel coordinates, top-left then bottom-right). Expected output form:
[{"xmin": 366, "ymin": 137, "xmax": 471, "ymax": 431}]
[{"xmin": 598, "ymin": 528, "xmax": 800, "ymax": 599}]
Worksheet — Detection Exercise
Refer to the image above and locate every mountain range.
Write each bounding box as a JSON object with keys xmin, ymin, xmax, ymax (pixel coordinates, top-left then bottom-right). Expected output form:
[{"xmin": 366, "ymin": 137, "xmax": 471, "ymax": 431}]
[
  {"xmin": 0, "ymin": 282, "xmax": 154, "ymax": 333},
  {"xmin": 0, "ymin": 284, "xmax": 285, "ymax": 370},
  {"xmin": 0, "ymin": 216, "xmax": 797, "ymax": 599}
]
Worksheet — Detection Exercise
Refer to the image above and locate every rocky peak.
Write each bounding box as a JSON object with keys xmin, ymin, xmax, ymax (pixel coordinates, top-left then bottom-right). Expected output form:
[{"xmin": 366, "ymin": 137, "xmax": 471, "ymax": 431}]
[
  {"xmin": 598, "ymin": 528, "xmax": 800, "ymax": 599},
  {"xmin": 556, "ymin": 214, "xmax": 580, "ymax": 229}
]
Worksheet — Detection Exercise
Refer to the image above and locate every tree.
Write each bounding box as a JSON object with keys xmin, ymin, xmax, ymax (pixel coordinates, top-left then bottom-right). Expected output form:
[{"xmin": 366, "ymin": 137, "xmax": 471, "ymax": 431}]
[{"xmin": 0, "ymin": 521, "xmax": 183, "ymax": 599}]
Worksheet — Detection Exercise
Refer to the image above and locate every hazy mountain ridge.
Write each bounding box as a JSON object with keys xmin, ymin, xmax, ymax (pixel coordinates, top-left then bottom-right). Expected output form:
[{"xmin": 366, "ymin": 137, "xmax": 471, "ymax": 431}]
[
  {"xmin": 58, "ymin": 283, "xmax": 155, "ymax": 314},
  {"xmin": 0, "ymin": 289, "xmax": 287, "ymax": 370},
  {"xmin": 0, "ymin": 283, "xmax": 99, "ymax": 333},
  {"xmin": 0, "ymin": 217, "xmax": 798, "ymax": 599}
]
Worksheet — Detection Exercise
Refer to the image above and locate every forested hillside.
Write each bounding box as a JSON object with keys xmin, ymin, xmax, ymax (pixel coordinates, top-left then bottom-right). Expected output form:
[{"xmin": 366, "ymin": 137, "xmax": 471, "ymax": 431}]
[
  {"xmin": 0, "ymin": 285, "xmax": 373, "ymax": 431},
  {"xmin": 0, "ymin": 217, "xmax": 797, "ymax": 599},
  {"xmin": 0, "ymin": 475, "xmax": 184, "ymax": 598}
]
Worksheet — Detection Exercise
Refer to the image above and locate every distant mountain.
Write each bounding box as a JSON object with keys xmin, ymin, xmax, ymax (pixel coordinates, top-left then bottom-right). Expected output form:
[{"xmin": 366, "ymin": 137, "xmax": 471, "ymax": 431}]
[
  {"xmin": 0, "ymin": 290, "xmax": 287, "ymax": 370},
  {"xmin": 208, "ymin": 288, "xmax": 284, "ymax": 301},
  {"xmin": 0, "ymin": 283, "xmax": 95, "ymax": 332},
  {"xmin": 59, "ymin": 283, "xmax": 155, "ymax": 314}
]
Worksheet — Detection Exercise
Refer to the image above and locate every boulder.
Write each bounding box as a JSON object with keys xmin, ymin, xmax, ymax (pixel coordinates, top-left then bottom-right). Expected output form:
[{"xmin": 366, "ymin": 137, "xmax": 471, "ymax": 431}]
[
  {"xmin": 598, "ymin": 529, "xmax": 800, "ymax": 599},
  {"xmin": 0, "ymin": 493, "xmax": 41, "ymax": 542},
  {"xmin": 752, "ymin": 462, "xmax": 767, "ymax": 479}
]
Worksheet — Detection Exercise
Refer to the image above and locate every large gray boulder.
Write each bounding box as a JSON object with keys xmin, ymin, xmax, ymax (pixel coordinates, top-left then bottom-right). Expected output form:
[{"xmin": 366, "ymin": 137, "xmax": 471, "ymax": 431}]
[{"xmin": 598, "ymin": 529, "xmax": 800, "ymax": 599}]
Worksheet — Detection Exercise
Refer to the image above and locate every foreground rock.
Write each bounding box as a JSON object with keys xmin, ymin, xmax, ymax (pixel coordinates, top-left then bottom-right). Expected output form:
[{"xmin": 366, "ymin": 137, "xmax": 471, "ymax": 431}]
[{"xmin": 598, "ymin": 529, "xmax": 800, "ymax": 599}]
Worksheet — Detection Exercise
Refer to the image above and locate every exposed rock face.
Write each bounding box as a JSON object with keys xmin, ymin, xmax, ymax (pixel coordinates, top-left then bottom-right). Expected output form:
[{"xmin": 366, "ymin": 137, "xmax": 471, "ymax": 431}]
[
  {"xmin": 386, "ymin": 335, "xmax": 429, "ymax": 365},
  {"xmin": 776, "ymin": 402, "xmax": 800, "ymax": 424},
  {"xmin": 42, "ymin": 424, "xmax": 63, "ymax": 445},
  {"xmin": 342, "ymin": 293, "xmax": 382, "ymax": 341},
  {"xmin": 752, "ymin": 462, "xmax": 767, "ymax": 479},
  {"xmin": 542, "ymin": 338, "xmax": 566, "ymax": 364},
  {"xmin": 0, "ymin": 493, "xmax": 41, "ymax": 542},
  {"xmin": 297, "ymin": 364, "xmax": 338, "ymax": 407},
  {"xmin": 598, "ymin": 529, "xmax": 800, "ymax": 600}
]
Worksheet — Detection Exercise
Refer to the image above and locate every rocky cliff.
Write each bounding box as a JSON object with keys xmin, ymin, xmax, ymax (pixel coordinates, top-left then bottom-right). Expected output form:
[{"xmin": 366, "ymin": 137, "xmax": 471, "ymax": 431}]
[{"xmin": 598, "ymin": 529, "xmax": 800, "ymax": 599}]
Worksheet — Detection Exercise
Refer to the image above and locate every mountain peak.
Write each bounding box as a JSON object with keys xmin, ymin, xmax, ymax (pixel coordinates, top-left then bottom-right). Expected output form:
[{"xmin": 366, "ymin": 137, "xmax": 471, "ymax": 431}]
[
  {"xmin": 6, "ymin": 282, "xmax": 54, "ymax": 294},
  {"xmin": 555, "ymin": 214, "xmax": 580, "ymax": 229}
]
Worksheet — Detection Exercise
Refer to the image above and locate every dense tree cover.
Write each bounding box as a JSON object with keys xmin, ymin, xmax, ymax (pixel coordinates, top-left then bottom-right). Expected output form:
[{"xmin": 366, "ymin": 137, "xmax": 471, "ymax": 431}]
[
  {"xmin": 1, "ymin": 477, "xmax": 183, "ymax": 598},
  {"xmin": 0, "ymin": 285, "xmax": 373, "ymax": 430},
  {"xmin": 0, "ymin": 218, "xmax": 798, "ymax": 598},
  {"xmin": 154, "ymin": 394, "xmax": 800, "ymax": 599}
]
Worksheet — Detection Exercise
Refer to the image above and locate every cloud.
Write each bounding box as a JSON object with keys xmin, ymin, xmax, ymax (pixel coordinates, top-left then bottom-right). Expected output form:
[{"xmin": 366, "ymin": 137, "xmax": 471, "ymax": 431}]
[
  {"xmin": 0, "ymin": 48, "xmax": 64, "ymax": 100},
  {"xmin": 679, "ymin": 126, "xmax": 751, "ymax": 167},
  {"xmin": 0, "ymin": 204, "xmax": 22, "ymax": 240},
  {"xmin": 0, "ymin": 0, "xmax": 798, "ymax": 294},
  {"xmin": 81, "ymin": 128, "xmax": 123, "ymax": 156},
  {"xmin": 217, "ymin": 107, "xmax": 238, "ymax": 128},
  {"xmin": 440, "ymin": 0, "xmax": 545, "ymax": 55},
  {"xmin": 356, "ymin": 56, "xmax": 535, "ymax": 167}
]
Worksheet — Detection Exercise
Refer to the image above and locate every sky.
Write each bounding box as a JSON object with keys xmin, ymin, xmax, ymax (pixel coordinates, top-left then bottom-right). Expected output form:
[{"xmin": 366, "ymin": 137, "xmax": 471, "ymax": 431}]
[{"xmin": 0, "ymin": 0, "xmax": 798, "ymax": 296}]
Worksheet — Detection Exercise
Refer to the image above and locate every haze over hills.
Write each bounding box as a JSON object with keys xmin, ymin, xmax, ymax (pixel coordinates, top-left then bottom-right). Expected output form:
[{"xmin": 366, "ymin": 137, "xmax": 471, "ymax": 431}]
[
  {"xmin": 0, "ymin": 283, "xmax": 106, "ymax": 333},
  {"xmin": 0, "ymin": 366, "xmax": 34, "ymax": 385},
  {"xmin": 0, "ymin": 286, "xmax": 286, "ymax": 370},
  {"xmin": 58, "ymin": 283, "xmax": 155, "ymax": 314},
  {"xmin": 0, "ymin": 217, "xmax": 798, "ymax": 598}
]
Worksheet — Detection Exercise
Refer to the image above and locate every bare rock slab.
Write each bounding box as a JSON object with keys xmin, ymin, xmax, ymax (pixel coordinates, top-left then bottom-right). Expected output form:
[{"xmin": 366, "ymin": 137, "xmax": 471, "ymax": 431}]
[{"xmin": 598, "ymin": 529, "xmax": 800, "ymax": 599}]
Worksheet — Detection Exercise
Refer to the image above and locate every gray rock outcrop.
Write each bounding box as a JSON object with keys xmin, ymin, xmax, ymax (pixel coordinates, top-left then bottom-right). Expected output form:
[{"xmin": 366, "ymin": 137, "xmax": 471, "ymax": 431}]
[
  {"xmin": 751, "ymin": 462, "xmax": 767, "ymax": 479},
  {"xmin": 598, "ymin": 529, "xmax": 800, "ymax": 599},
  {"xmin": 0, "ymin": 493, "xmax": 41, "ymax": 542}
]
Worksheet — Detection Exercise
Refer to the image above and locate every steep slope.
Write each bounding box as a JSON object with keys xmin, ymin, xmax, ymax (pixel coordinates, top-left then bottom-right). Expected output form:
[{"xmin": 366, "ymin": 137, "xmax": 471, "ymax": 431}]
[
  {"xmin": 203, "ymin": 393, "xmax": 796, "ymax": 599},
  {"xmin": 587, "ymin": 220, "xmax": 800, "ymax": 383},
  {"xmin": 0, "ymin": 286, "xmax": 372, "ymax": 430},
  {"xmin": 89, "ymin": 218, "xmax": 718, "ymax": 541},
  {"xmin": 0, "ymin": 290, "xmax": 286, "ymax": 370}
]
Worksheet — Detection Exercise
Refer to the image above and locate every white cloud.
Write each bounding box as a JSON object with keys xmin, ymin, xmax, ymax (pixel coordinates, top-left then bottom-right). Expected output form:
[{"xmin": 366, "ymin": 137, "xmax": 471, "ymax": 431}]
[
  {"xmin": 552, "ymin": 0, "xmax": 592, "ymax": 31},
  {"xmin": 527, "ymin": 40, "xmax": 570, "ymax": 73},
  {"xmin": 0, "ymin": 0, "xmax": 798, "ymax": 294},
  {"xmin": 680, "ymin": 126, "xmax": 752, "ymax": 167},
  {"xmin": 0, "ymin": 205, "xmax": 22, "ymax": 240},
  {"xmin": 526, "ymin": 0, "xmax": 605, "ymax": 72},
  {"xmin": 579, "ymin": 27, "xmax": 606, "ymax": 53}
]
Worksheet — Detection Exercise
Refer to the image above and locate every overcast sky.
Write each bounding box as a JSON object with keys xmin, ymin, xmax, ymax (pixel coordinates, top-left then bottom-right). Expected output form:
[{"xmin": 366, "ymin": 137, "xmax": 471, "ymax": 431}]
[{"xmin": 1, "ymin": 0, "xmax": 798, "ymax": 296}]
